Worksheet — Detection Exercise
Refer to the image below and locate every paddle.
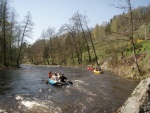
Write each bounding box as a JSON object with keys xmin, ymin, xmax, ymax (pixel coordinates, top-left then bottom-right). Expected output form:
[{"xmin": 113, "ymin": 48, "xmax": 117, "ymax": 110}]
[
  {"xmin": 68, "ymin": 81, "xmax": 73, "ymax": 84},
  {"xmin": 65, "ymin": 80, "xmax": 73, "ymax": 84},
  {"xmin": 42, "ymin": 79, "xmax": 49, "ymax": 84}
]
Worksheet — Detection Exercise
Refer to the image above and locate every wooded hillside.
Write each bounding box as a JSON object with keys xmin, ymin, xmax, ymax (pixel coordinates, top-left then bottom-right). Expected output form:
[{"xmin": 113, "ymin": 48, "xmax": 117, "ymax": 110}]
[
  {"xmin": 27, "ymin": 4, "xmax": 150, "ymax": 67},
  {"xmin": 0, "ymin": 0, "xmax": 150, "ymax": 78}
]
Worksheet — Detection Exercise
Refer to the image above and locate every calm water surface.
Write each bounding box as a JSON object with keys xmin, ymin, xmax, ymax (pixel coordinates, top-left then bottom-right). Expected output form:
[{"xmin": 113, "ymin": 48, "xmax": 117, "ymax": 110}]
[{"xmin": 0, "ymin": 64, "xmax": 139, "ymax": 113}]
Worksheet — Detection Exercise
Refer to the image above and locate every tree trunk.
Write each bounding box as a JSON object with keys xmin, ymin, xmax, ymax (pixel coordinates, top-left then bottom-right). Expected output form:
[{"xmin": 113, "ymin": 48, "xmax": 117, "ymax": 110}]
[
  {"xmin": 84, "ymin": 18, "xmax": 99, "ymax": 66},
  {"xmin": 2, "ymin": 1, "xmax": 7, "ymax": 66},
  {"xmin": 128, "ymin": 0, "xmax": 141, "ymax": 75},
  {"xmin": 77, "ymin": 12, "xmax": 91, "ymax": 63},
  {"xmin": 69, "ymin": 32, "xmax": 81, "ymax": 64}
]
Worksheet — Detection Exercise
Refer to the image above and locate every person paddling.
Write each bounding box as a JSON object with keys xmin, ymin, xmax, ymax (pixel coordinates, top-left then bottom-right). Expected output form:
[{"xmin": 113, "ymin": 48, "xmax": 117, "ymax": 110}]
[
  {"xmin": 48, "ymin": 71, "xmax": 52, "ymax": 78},
  {"xmin": 59, "ymin": 73, "xmax": 68, "ymax": 83},
  {"xmin": 59, "ymin": 73, "xmax": 73, "ymax": 84},
  {"xmin": 53, "ymin": 72, "xmax": 59, "ymax": 81},
  {"xmin": 45, "ymin": 71, "xmax": 52, "ymax": 84}
]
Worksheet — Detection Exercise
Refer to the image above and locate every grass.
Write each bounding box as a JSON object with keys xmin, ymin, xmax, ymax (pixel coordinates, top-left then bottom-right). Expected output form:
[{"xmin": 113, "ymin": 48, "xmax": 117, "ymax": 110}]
[{"xmin": 65, "ymin": 23, "xmax": 150, "ymax": 72}]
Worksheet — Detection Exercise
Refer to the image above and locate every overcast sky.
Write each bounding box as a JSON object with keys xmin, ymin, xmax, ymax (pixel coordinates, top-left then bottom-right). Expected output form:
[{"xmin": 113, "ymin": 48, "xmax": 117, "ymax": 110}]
[{"xmin": 12, "ymin": 0, "xmax": 150, "ymax": 44}]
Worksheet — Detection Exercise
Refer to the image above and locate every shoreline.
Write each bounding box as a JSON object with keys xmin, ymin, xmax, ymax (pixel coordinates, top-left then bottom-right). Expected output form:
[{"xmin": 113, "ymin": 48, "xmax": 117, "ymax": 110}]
[
  {"xmin": 1, "ymin": 63, "xmax": 149, "ymax": 80},
  {"xmin": 0, "ymin": 66, "xmax": 20, "ymax": 71}
]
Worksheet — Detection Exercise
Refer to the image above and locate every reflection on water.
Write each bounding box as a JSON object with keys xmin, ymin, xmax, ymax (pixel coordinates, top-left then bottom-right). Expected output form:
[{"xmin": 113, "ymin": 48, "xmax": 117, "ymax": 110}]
[{"xmin": 0, "ymin": 64, "xmax": 139, "ymax": 113}]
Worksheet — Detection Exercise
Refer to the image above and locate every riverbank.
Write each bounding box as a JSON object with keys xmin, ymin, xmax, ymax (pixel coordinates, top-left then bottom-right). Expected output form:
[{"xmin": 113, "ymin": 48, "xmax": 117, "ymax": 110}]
[
  {"xmin": 0, "ymin": 66, "xmax": 19, "ymax": 71},
  {"xmin": 101, "ymin": 61, "xmax": 150, "ymax": 80}
]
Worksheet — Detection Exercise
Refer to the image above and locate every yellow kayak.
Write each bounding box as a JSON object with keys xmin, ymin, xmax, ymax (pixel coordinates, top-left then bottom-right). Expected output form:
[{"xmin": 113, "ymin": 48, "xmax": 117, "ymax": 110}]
[{"xmin": 93, "ymin": 69, "xmax": 102, "ymax": 74}]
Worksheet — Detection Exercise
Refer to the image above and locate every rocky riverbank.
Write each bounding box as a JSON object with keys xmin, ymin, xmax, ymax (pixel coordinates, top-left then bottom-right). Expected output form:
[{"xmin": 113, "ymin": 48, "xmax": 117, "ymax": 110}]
[{"xmin": 115, "ymin": 78, "xmax": 150, "ymax": 113}]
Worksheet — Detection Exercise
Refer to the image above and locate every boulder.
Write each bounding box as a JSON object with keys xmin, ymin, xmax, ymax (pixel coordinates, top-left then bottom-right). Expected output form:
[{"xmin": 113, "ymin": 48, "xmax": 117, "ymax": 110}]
[
  {"xmin": 116, "ymin": 78, "xmax": 150, "ymax": 113},
  {"xmin": 101, "ymin": 61, "xmax": 110, "ymax": 70}
]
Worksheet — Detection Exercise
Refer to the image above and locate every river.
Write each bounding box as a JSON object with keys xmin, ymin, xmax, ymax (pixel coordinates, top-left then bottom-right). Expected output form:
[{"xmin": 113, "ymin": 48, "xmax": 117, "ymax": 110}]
[{"xmin": 0, "ymin": 64, "xmax": 139, "ymax": 113}]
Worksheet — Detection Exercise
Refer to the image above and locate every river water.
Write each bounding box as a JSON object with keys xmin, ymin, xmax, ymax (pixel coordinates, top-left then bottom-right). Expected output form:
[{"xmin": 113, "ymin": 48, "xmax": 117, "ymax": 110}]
[{"xmin": 0, "ymin": 64, "xmax": 139, "ymax": 113}]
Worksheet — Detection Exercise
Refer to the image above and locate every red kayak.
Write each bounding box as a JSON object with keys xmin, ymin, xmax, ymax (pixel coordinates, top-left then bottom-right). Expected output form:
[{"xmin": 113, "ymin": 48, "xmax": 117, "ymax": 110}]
[{"xmin": 87, "ymin": 67, "xmax": 94, "ymax": 70}]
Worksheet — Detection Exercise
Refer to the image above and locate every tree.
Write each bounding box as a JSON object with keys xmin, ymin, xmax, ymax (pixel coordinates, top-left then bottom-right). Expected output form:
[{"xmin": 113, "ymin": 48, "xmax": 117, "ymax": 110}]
[
  {"xmin": 46, "ymin": 27, "xmax": 55, "ymax": 64},
  {"xmin": 93, "ymin": 24, "xmax": 100, "ymax": 39},
  {"xmin": 60, "ymin": 24, "xmax": 81, "ymax": 65},
  {"xmin": 0, "ymin": 0, "xmax": 9, "ymax": 66},
  {"xmin": 28, "ymin": 39, "xmax": 45, "ymax": 64},
  {"xmin": 83, "ymin": 15, "xmax": 99, "ymax": 66},
  {"xmin": 127, "ymin": 0, "xmax": 141, "ymax": 75},
  {"xmin": 16, "ymin": 12, "xmax": 34, "ymax": 67},
  {"xmin": 7, "ymin": 11, "xmax": 17, "ymax": 64},
  {"xmin": 111, "ymin": 0, "xmax": 141, "ymax": 75},
  {"xmin": 75, "ymin": 11, "xmax": 91, "ymax": 63}
]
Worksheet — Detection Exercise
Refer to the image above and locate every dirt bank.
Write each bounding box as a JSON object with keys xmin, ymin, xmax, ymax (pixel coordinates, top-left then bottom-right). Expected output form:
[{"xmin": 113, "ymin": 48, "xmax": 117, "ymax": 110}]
[{"xmin": 101, "ymin": 61, "xmax": 150, "ymax": 80}]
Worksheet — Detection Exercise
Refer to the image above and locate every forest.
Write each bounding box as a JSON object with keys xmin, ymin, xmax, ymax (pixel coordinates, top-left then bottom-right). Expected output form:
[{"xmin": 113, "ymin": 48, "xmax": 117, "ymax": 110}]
[{"xmin": 0, "ymin": 0, "xmax": 150, "ymax": 78}]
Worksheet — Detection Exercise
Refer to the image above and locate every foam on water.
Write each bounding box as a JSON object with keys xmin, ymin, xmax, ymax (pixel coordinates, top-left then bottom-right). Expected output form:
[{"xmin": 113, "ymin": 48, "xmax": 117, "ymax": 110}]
[
  {"xmin": 65, "ymin": 89, "xmax": 71, "ymax": 95},
  {"xmin": 74, "ymin": 80, "xmax": 84, "ymax": 84},
  {"xmin": 75, "ymin": 85, "xmax": 97, "ymax": 96},
  {"xmin": 79, "ymin": 102, "xmax": 87, "ymax": 112},
  {"xmin": 86, "ymin": 97, "xmax": 93, "ymax": 102},
  {"xmin": 16, "ymin": 95, "xmax": 24, "ymax": 100},
  {"xmin": 74, "ymin": 103, "xmax": 87, "ymax": 113},
  {"xmin": 88, "ymin": 92, "xmax": 97, "ymax": 96},
  {"xmin": 21, "ymin": 100, "xmax": 46, "ymax": 109},
  {"xmin": 15, "ymin": 95, "xmax": 49, "ymax": 111},
  {"xmin": 74, "ymin": 80, "xmax": 88, "ymax": 86},
  {"xmin": 0, "ymin": 108, "xmax": 7, "ymax": 113},
  {"xmin": 53, "ymin": 107, "xmax": 62, "ymax": 113}
]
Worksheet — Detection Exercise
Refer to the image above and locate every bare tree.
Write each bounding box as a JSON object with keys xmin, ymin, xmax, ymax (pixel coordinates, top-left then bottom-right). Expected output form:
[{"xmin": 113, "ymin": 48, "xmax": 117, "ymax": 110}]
[
  {"xmin": 111, "ymin": 0, "xmax": 141, "ymax": 75},
  {"xmin": 127, "ymin": 0, "xmax": 141, "ymax": 74},
  {"xmin": 46, "ymin": 27, "xmax": 55, "ymax": 64},
  {"xmin": 0, "ymin": 0, "xmax": 9, "ymax": 66},
  {"xmin": 83, "ymin": 15, "xmax": 99, "ymax": 66},
  {"xmin": 60, "ymin": 24, "xmax": 81, "ymax": 65},
  {"xmin": 7, "ymin": 11, "xmax": 17, "ymax": 62},
  {"xmin": 76, "ymin": 11, "xmax": 92, "ymax": 63},
  {"xmin": 16, "ymin": 12, "xmax": 34, "ymax": 67}
]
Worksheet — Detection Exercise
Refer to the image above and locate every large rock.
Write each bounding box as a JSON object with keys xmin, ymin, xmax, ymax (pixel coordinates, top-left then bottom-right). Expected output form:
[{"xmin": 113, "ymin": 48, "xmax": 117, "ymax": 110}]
[
  {"xmin": 101, "ymin": 61, "xmax": 110, "ymax": 70},
  {"xmin": 116, "ymin": 77, "xmax": 150, "ymax": 113}
]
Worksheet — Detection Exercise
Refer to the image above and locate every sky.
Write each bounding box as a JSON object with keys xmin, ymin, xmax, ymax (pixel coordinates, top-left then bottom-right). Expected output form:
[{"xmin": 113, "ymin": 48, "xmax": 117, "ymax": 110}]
[{"xmin": 12, "ymin": 0, "xmax": 150, "ymax": 44}]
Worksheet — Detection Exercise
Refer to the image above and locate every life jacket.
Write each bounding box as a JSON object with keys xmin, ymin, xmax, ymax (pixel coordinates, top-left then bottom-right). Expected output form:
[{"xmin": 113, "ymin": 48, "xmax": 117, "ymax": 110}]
[{"xmin": 48, "ymin": 73, "xmax": 52, "ymax": 78}]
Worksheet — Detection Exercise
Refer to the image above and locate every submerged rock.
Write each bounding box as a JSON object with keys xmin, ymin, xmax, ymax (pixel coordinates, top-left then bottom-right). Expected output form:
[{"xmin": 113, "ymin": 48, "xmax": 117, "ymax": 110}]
[{"xmin": 116, "ymin": 78, "xmax": 150, "ymax": 113}]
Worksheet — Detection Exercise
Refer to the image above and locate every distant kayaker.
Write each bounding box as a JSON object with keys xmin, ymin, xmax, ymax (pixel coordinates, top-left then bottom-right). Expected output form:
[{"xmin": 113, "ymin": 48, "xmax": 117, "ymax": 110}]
[
  {"xmin": 98, "ymin": 67, "xmax": 101, "ymax": 71},
  {"xmin": 59, "ymin": 73, "xmax": 68, "ymax": 83},
  {"xmin": 48, "ymin": 71, "xmax": 52, "ymax": 78}
]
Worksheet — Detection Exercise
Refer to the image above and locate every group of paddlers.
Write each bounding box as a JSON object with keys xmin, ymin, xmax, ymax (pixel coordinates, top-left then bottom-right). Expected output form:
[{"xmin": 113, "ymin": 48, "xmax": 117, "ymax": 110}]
[{"xmin": 48, "ymin": 71, "xmax": 68, "ymax": 83}]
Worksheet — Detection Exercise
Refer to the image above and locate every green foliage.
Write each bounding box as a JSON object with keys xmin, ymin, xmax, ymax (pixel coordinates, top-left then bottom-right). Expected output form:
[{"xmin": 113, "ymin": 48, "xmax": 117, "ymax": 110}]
[
  {"xmin": 6, "ymin": 61, "xmax": 17, "ymax": 67},
  {"xmin": 141, "ymin": 40, "xmax": 150, "ymax": 52},
  {"xmin": 18, "ymin": 4, "xmax": 150, "ymax": 71},
  {"xmin": 110, "ymin": 18, "xmax": 118, "ymax": 32},
  {"xmin": 92, "ymin": 24, "xmax": 101, "ymax": 39}
]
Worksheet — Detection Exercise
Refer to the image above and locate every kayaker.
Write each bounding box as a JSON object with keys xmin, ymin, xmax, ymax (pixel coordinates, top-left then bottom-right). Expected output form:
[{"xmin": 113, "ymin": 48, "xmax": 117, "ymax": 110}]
[
  {"xmin": 95, "ymin": 68, "xmax": 98, "ymax": 71},
  {"xmin": 98, "ymin": 67, "xmax": 101, "ymax": 71},
  {"xmin": 57, "ymin": 72, "xmax": 62, "ymax": 78},
  {"xmin": 48, "ymin": 71, "xmax": 52, "ymax": 78},
  {"xmin": 59, "ymin": 73, "xmax": 68, "ymax": 83},
  {"xmin": 53, "ymin": 72, "xmax": 59, "ymax": 81}
]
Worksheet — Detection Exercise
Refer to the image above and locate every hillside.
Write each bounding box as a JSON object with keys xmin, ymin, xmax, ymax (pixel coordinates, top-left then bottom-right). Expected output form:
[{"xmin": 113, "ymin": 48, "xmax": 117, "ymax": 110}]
[{"xmin": 90, "ymin": 23, "xmax": 150, "ymax": 80}]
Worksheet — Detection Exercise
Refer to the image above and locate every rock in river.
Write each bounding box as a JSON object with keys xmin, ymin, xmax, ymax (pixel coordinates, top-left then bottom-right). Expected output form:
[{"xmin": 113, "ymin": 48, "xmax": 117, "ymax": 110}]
[{"xmin": 116, "ymin": 77, "xmax": 150, "ymax": 113}]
